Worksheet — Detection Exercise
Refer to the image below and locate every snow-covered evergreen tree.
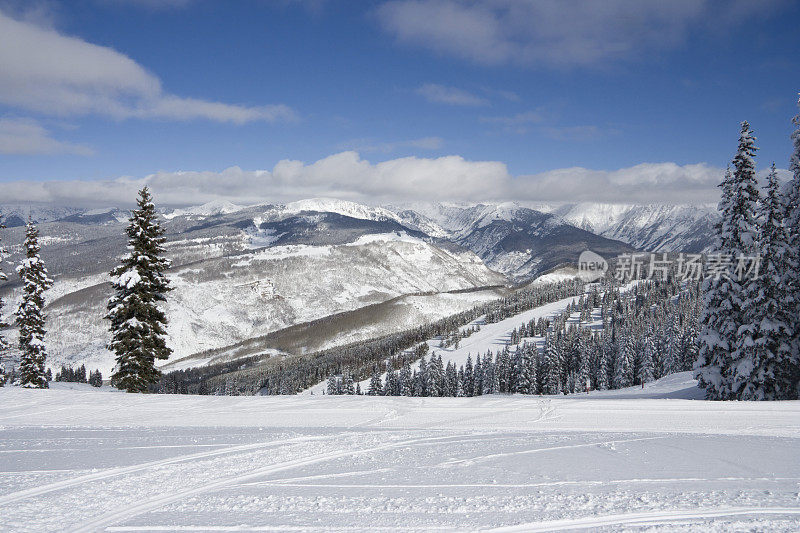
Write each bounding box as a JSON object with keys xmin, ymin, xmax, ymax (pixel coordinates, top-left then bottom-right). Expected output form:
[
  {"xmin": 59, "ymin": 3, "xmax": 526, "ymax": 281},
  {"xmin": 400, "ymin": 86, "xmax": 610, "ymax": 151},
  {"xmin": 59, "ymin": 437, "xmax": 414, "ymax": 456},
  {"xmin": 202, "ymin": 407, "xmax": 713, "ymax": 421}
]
[
  {"xmin": 528, "ymin": 344, "xmax": 538, "ymax": 394},
  {"xmin": 696, "ymin": 170, "xmax": 736, "ymax": 399},
  {"xmin": 681, "ymin": 320, "xmax": 699, "ymax": 372},
  {"xmin": 513, "ymin": 346, "xmax": 531, "ymax": 393},
  {"xmin": 0, "ymin": 222, "xmax": 7, "ymax": 363},
  {"xmin": 326, "ymin": 375, "xmax": 339, "ymax": 395},
  {"xmin": 726, "ymin": 123, "xmax": 763, "ymax": 398},
  {"xmin": 698, "ymin": 123, "xmax": 761, "ymax": 400},
  {"xmin": 344, "ymin": 372, "xmax": 355, "ymax": 395},
  {"xmin": 613, "ymin": 336, "xmax": 634, "ymax": 389},
  {"xmin": 463, "ymin": 355, "xmax": 474, "ymax": 397},
  {"xmin": 427, "ymin": 353, "xmax": 444, "ymax": 397},
  {"xmin": 542, "ymin": 334, "xmax": 561, "ymax": 395},
  {"xmin": 415, "ymin": 356, "xmax": 428, "ymax": 396},
  {"xmin": 490, "ymin": 353, "xmax": 500, "ymax": 393},
  {"xmin": 472, "ymin": 355, "xmax": 483, "ymax": 396},
  {"xmin": 444, "ymin": 361, "xmax": 457, "ymax": 397},
  {"xmin": 785, "ymin": 94, "xmax": 800, "ymax": 397},
  {"xmin": 400, "ymin": 361, "xmax": 413, "ymax": 396},
  {"xmin": 88, "ymin": 369, "xmax": 103, "ymax": 387},
  {"xmin": 640, "ymin": 334, "xmax": 655, "ymax": 386},
  {"xmin": 384, "ymin": 366, "xmax": 399, "ymax": 396},
  {"xmin": 597, "ymin": 332, "xmax": 614, "ymax": 391},
  {"xmin": 368, "ymin": 365, "xmax": 383, "ymax": 395},
  {"xmin": 737, "ymin": 165, "xmax": 795, "ymax": 399},
  {"xmin": 106, "ymin": 187, "xmax": 172, "ymax": 393},
  {"xmin": 14, "ymin": 220, "xmax": 53, "ymax": 388}
]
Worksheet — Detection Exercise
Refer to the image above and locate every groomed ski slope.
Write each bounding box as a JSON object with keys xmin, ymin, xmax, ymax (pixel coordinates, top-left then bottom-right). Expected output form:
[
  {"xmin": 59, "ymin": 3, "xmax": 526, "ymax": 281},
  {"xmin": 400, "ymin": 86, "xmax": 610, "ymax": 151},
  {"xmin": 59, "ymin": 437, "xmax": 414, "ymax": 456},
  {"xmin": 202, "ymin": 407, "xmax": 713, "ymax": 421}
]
[{"xmin": 1, "ymin": 377, "xmax": 799, "ymax": 532}]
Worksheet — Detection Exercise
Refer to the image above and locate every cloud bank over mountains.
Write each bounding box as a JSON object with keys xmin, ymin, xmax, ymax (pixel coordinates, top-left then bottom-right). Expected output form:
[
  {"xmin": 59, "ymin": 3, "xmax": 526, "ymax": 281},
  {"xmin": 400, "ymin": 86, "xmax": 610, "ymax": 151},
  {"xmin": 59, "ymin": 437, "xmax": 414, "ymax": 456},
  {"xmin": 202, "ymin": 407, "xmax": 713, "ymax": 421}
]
[{"xmin": 0, "ymin": 151, "xmax": 737, "ymax": 207}]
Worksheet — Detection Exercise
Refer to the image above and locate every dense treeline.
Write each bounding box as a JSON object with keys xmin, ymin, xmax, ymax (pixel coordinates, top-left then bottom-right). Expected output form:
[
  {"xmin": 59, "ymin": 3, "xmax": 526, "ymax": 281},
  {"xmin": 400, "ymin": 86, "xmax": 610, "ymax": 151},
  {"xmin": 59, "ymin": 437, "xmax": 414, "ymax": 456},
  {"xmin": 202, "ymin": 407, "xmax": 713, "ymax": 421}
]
[
  {"xmin": 54, "ymin": 364, "xmax": 103, "ymax": 387},
  {"xmin": 156, "ymin": 280, "xmax": 585, "ymax": 395},
  {"xmin": 328, "ymin": 277, "xmax": 701, "ymax": 397}
]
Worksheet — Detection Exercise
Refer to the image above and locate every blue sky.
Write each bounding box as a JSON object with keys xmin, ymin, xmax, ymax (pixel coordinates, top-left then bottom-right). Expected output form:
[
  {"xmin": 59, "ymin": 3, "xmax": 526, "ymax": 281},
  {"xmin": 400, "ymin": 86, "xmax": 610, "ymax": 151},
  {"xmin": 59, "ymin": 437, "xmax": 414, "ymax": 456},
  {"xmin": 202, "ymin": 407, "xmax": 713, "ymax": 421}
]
[{"xmin": 0, "ymin": 0, "xmax": 798, "ymax": 206}]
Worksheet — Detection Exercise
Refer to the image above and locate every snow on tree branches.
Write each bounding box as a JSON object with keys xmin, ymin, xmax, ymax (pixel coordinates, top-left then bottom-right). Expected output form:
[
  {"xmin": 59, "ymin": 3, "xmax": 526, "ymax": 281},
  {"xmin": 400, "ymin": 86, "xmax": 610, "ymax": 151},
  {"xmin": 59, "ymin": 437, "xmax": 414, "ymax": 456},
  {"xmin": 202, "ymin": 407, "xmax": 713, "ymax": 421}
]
[
  {"xmin": 0, "ymin": 222, "xmax": 8, "ymax": 384},
  {"xmin": 15, "ymin": 220, "xmax": 53, "ymax": 388},
  {"xmin": 697, "ymin": 117, "xmax": 800, "ymax": 400},
  {"xmin": 786, "ymin": 94, "xmax": 800, "ymax": 397},
  {"xmin": 107, "ymin": 187, "xmax": 172, "ymax": 393}
]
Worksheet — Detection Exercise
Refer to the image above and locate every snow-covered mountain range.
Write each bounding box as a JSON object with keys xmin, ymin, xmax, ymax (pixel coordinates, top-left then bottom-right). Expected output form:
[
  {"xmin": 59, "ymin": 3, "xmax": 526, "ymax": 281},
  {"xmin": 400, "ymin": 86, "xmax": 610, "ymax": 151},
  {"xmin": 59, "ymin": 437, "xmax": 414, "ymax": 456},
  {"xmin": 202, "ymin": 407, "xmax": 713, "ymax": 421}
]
[
  {"xmin": 543, "ymin": 202, "xmax": 718, "ymax": 253},
  {"xmin": 386, "ymin": 202, "xmax": 637, "ymax": 280},
  {"xmin": 0, "ymin": 198, "xmax": 718, "ymax": 373}
]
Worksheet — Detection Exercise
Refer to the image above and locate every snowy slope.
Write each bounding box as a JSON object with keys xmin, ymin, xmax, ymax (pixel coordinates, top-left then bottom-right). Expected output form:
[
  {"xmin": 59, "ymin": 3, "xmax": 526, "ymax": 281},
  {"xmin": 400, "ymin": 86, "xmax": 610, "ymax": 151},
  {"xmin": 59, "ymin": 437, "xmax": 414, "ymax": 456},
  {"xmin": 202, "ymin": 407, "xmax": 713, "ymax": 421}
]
[
  {"xmin": 1, "ymin": 385, "xmax": 798, "ymax": 531},
  {"xmin": 302, "ymin": 279, "xmax": 641, "ymax": 396},
  {"xmin": 282, "ymin": 197, "xmax": 402, "ymax": 223},
  {"xmin": 304, "ymin": 292, "xmax": 585, "ymax": 396},
  {"xmin": 30, "ymin": 232, "xmax": 504, "ymax": 375},
  {"xmin": 162, "ymin": 286, "xmax": 508, "ymax": 371},
  {"xmin": 1, "ymin": 198, "xmax": 511, "ymax": 375}
]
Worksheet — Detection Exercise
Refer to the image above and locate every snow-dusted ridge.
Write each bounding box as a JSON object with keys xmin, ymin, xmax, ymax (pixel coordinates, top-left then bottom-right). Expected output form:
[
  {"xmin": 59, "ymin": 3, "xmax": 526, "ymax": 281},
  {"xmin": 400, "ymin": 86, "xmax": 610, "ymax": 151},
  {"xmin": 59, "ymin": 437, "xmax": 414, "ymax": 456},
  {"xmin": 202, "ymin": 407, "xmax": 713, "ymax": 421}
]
[
  {"xmin": 164, "ymin": 200, "xmax": 244, "ymax": 219},
  {"xmin": 281, "ymin": 197, "xmax": 402, "ymax": 223}
]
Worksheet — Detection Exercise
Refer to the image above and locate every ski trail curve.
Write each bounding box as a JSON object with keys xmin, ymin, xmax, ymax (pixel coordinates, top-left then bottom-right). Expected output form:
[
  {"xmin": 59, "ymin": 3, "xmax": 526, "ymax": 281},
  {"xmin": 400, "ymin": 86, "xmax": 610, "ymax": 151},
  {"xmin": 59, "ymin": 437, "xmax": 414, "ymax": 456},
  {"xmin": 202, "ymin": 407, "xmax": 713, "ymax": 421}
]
[
  {"xmin": 69, "ymin": 433, "xmax": 475, "ymax": 533},
  {"xmin": 0, "ymin": 433, "xmax": 333, "ymax": 506}
]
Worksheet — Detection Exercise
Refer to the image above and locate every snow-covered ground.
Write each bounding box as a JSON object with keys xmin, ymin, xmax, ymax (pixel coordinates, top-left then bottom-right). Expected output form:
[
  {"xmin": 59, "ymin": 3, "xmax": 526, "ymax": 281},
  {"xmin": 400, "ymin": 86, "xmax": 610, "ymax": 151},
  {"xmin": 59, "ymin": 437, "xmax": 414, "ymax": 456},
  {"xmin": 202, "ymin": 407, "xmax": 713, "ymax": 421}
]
[{"xmin": 1, "ymin": 379, "xmax": 798, "ymax": 532}]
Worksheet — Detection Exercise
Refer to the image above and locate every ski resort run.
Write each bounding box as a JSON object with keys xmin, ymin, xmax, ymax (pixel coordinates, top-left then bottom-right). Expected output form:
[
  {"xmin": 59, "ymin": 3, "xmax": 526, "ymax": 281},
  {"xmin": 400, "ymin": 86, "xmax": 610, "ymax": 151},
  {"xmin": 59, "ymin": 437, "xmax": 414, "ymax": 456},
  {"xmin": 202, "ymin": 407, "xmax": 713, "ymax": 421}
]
[
  {"xmin": 303, "ymin": 280, "xmax": 639, "ymax": 396},
  {"xmin": 0, "ymin": 378, "xmax": 798, "ymax": 531}
]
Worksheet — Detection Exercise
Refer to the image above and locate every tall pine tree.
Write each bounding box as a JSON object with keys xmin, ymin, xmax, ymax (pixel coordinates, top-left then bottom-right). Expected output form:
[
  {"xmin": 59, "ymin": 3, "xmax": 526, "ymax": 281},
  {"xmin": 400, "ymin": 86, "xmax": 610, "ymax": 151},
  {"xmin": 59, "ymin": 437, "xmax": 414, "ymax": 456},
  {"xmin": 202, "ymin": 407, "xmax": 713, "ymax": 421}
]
[
  {"xmin": 368, "ymin": 365, "xmax": 383, "ymax": 395},
  {"xmin": 106, "ymin": 187, "xmax": 172, "ymax": 393},
  {"xmin": 785, "ymin": 93, "xmax": 800, "ymax": 398},
  {"xmin": 697, "ymin": 123, "xmax": 760, "ymax": 400},
  {"xmin": 15, "ymin": 220, "xmax": 53, "ymax": 388},
  {"xmin": 0, "ymin": 222, "xmax": 7, "ymax": 371},
  {"xmin": 738, "ymin": 165, "xmax": 794, "ymax": 399}
]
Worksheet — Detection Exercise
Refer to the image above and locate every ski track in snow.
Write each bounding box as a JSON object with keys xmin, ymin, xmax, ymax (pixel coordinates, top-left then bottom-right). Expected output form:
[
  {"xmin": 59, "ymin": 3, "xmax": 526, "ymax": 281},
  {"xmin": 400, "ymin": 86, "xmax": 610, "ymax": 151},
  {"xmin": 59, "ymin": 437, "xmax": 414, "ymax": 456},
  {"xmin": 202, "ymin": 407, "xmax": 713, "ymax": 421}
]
[
  {"xmin": 0, "ymin": 433, "xmax": 338, "ymax": 506},
  {"xmin": 67, "ymin": 433, "xmax": 480, "ymax": 533},
  {"xmin": 485, "ymin": 507, "xmax": 800, "ymax": 532},
  {"xmin": 1, "ymin": 383, "xmax": 799, "ymax": 532}
]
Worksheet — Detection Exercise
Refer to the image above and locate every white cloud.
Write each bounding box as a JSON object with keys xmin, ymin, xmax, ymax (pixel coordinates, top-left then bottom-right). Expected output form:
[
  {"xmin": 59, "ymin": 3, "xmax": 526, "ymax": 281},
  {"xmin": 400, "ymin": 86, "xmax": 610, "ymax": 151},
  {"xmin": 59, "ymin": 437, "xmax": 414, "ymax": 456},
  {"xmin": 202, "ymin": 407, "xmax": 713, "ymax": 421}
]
[
  {"xmin": 514, "ymin": 162, "xmax": 724, "ymax": 203},
  {"xmin": 416, "ymin": 83, "xmax": 488, "ymax": 106},
  {"xmin": 377, "ymin": 0, "xmax": 787, "ymax": 68},
  {"xmin": 0, "ymin": 10, "xmax": 296, "ymax": 123},
  {"xmin": 0, "ymin": 152, "xmax": 739, "ymax": 207},
  {"xmin": 0, "ymin": 117, "xmax": 93, "ymax": 155}
]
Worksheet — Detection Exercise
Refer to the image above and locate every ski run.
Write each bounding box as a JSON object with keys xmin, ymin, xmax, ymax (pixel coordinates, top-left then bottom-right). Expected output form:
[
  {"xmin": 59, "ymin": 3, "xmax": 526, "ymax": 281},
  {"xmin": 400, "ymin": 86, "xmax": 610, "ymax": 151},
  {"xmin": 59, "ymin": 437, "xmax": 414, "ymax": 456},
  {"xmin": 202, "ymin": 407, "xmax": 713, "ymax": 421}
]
[
  {"xmin": 0, "ymin": 377, "xmax": 798, "ymax": 531},
  {"xmin": 303, "ymin": 282, "xmax": 615, "ymax": 396}
]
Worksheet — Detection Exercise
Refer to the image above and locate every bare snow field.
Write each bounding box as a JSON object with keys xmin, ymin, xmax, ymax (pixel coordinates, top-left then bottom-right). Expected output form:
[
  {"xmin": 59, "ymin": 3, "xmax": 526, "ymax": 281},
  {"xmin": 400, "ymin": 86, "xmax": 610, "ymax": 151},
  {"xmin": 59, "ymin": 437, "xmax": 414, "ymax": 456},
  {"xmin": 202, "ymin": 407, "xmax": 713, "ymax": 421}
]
[{"xmin": 1, "ymin": 378, "xmax": 799, "ymax": 532}]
